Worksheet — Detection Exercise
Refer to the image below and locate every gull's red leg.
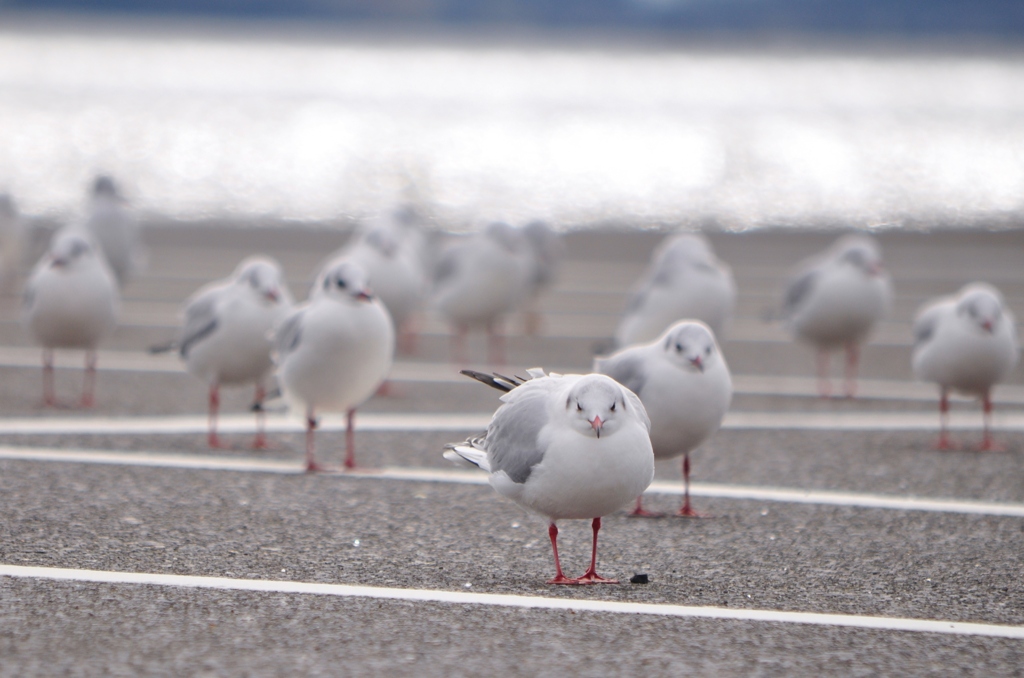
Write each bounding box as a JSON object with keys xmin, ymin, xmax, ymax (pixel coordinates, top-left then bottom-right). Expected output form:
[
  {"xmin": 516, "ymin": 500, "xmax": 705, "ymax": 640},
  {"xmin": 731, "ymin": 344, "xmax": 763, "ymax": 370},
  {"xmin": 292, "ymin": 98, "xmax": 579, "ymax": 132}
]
[
  {"xmin": 843, "ymin": 342, "xmax": 859, "ymax": 399},
  {"xmin": 42, "ymin": 348, "xmax": 56, "ymax": 407},
  {"xmin": 978, "ymin": 391, "xmax": 1005, "ymax": 451},
  {"xmin": 305, "ymin": 409, "xmax": 326, "ymax": 473},
  {"xmin": 678, "ymin": 454, "xmax": 707, "ymax": 518},
  {"xmin": 252, "ymin": 382, "xmax": 268, "ymax": 449},
  {"xmin": 546, "ymin": 523, "xmax": 578, "ymax": 585},
  {"xmin": 207, "ymin": 384, "xmax": 229, "ymax": 449},
  {"xmin": 816, "ymin": 350, "xmax": 832, "ymax": 398},
  {"xmin": 344, "ymin": 408, "xmax": 357, "ymax": 470},
  {"xmin": 629, "ymin": 495, "xmax": 664, "ymax": 518},
  {"xmin": 934, "ymin": 387, "xmax": 956, "ymax": 450},
  {"xmin": 80, "ymin": 350, "xmax": 97, "ymax": 408},
  {"xmin": 575, "ymin": 517, "xmax": 619, "ymax": 584}
]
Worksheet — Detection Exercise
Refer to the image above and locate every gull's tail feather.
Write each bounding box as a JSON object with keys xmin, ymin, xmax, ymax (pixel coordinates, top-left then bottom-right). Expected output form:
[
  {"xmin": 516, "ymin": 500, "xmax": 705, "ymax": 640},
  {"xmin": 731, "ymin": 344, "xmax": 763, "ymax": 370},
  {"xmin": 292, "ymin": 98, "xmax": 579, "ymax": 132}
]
[
  {"xmin": 459, "ymin": 369, "xmax": 528, "ymax": 392},
  {"xmin": 443, "ymin": 439, "xmax": 491, "ymax": 472},
  {"xmin": 148, "ymin": 340, "xmax": 178, "ymax": 355}
]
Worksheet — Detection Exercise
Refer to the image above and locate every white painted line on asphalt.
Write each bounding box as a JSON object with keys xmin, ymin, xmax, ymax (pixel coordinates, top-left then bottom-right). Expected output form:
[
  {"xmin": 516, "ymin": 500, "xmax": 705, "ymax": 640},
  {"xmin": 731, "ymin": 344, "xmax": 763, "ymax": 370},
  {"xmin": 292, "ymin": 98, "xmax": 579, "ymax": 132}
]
[
  {"xmin": 2, "ymin": 446, "xmax": 1023, "ymax": 517},
  {"xmin": 2, "ymin": 564, "xmax": 1022, "ymax": 639},
  {"xmin": 0, "ymin": 408, "xmax": 1022, "ymax": 436}
]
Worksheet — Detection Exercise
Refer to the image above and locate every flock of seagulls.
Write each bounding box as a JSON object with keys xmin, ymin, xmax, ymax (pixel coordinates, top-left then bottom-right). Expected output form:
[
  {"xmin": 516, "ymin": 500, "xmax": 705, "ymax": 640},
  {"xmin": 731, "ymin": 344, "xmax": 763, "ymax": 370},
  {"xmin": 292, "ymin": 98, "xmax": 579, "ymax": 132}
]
[{"xmin": 3, "ymin": 176, "xmax": 1020, "ymax": 584}]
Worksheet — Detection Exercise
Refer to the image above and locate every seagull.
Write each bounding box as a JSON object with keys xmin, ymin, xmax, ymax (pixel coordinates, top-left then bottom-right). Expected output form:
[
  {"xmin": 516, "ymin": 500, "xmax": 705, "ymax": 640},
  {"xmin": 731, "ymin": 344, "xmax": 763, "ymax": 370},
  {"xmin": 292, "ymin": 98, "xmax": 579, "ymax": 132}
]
[
  {"xmin": 0, "ymin": 194, "xmax": 25, "ymax": 296},
  {"xmin": 595, "ymin": 321, "xmax": 732, "ymax": 517},
  {"xmin": 169, "ymin": 257, "xmax": 294, "ymax": 449},
  {"xmin": 432, "ymin": 222, "xmax": 532, "ymax": 365},
  {"xmin": 445, "ymin": 369, "xmax": 654, "ymax": 585},
  {"xmin": 23, "ymin": 228, "xmax": 119, "ymax": 407},
  {"xmin": 80, "ymin": 175, "xmax": 143, "ymax": 286},
  {"xmin": 314, "ymin": 218, "xmax": 426, "ymax": 354},
  {"xmin": 615, "ymin": 233, "xmax": 736, "ymax": 348},
  {"xmin": 274, "ymin": 259, "xmax": 394, "ymax": 472},
  {"xmin": 781, "ymin": 234, "xmax": 892, "ymax": 398},
  {"xmin": 912, "ymin": 283, "xmax": 1019, "ymax": 451},
  {"xmin": 520, "ymin": 220, "xmax": 564, "ymax": 335}
]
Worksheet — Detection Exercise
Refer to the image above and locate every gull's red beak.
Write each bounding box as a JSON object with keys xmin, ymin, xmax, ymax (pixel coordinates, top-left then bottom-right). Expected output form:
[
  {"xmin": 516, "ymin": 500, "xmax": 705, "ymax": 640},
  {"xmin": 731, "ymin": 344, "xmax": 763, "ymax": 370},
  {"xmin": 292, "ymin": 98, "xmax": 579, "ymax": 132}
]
[
  {"xmin": 868, "ymin": 262, "xmax": 883, "ymax": 277},
  {"xmin": 355, "ymin": 288, "xmax": 373, "ymax": 301},
  {"xmin": 50, "ymin": 257, "xmax": 66, "ymax": 269},
  {"xmin": 264, "ymin": 289, "xmax": 279, "ymax": 303},
  {"xmin": 690, "ymin": 356, "xmax": 704, "ymax": 372},
  {"xmin": 982, "ymin": 320, "xmax": 994, "ymax": 333},
  {"xmin": 590, "ymin": 415, "xmax": 603, "ymax": 438}
]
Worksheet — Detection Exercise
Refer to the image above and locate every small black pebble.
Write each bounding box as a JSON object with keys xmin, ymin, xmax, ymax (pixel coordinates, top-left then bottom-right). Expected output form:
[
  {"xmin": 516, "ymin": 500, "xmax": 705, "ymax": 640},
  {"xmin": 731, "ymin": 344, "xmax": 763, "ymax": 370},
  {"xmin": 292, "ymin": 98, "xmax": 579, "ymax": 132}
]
[{"xmin": 630, "ymin": 574, "xmax": 649, "ymax": 584}]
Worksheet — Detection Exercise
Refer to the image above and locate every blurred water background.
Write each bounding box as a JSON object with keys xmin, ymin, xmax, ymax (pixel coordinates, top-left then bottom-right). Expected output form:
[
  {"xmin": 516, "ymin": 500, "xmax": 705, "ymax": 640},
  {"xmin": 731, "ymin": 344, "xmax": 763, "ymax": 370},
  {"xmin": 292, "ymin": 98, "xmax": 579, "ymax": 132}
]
[{"xmin": 2, "ymin": 3, "xmax": 1024, "ymax": 231}]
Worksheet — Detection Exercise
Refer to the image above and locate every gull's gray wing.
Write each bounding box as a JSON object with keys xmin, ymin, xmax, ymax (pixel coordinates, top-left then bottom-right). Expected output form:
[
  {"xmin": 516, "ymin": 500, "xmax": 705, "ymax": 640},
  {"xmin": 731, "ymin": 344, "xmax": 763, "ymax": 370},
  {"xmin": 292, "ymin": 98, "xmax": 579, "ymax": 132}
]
[
  {"xmin": 593, "ymin": 351, "xmax": 647, "ymax": 398},
  {"xmin": 912, "ymin": 303, "xmax": 945, "ymax": 347},
  {"xmin": 486, "ymin": 389, "xmax": 550, "ymax": 484},
  {"xmin": 782, "ymin": 269, "xmax": 819, "ymax": 316},
  {"xmin": 432, "ymin": 247, "xmax": 460, "ymax": 288},
  {"xmin": 272, "ymin": 307, "xmax": 306, "ymax": 362},
  {"xmin": 178, "ymin": 289, "xmax": 221, "ymax": 358}
]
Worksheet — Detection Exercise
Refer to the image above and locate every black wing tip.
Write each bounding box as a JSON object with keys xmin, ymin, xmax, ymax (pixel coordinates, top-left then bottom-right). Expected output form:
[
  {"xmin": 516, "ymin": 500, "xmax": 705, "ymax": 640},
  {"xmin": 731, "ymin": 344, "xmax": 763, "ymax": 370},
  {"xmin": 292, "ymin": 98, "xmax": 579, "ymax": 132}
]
[
  {"xmin": 147, "ymin": 341, "xmax": 177, "ymax": 355},
  {"xmin": 459, "ymin": 369, "xmax": 524, "ymax": 392}
]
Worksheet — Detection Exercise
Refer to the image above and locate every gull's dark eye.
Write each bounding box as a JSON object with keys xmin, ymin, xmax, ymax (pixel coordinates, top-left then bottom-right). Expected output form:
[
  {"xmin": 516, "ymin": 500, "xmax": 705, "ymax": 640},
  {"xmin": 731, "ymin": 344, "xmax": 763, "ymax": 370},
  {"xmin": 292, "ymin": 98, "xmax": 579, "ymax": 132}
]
[
  {"xmin": 336, "ymin": 277, "xmax": 347, "ymax": 289},
  {"xmin": 610, "ymin": 403, "xmax": 616, "ymax": 412},
  {"xmin": 576, "ymin": 402, "xmax": 583, "ymax": 412},
  {"xmin": 705, "ymin": 346, "xmax": 712, "ymax": 355},
  {"xmin": 675, "ymin": 343, "xmax": 684, "ymax": 353}
]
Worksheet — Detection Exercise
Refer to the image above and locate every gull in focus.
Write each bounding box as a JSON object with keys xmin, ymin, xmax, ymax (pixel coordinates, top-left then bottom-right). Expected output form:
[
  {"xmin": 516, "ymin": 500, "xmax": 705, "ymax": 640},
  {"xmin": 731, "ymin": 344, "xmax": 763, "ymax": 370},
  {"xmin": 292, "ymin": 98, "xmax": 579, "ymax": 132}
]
[
  {"xmin": 160, "ymin": 257, "xmax": 294, "ymax": 449},
  {"xmin": 615, "ymin": 233, "xmax": 736, "ymax": 347},
  {"xmin": 596, "ymin": 321, "xmax": 732, "ymax": 517},
  {"xmin": 79, "ymin": 175, "xmax": 144, "ymax": 286},
  {"xmin": 445, "ymin": 369, "xmax": 654, "ymax": 584},
  {"xmin": 274, "ymin": 260, "xmax": 394, "ymax": 472},
  {"xmin": 912, "ymin": 283, "xmax": 1019, "ymax": 451},
  {"xmin": 781, "ymin": 234, "xmax": 891, "ymax": 398},
  {"xmin": 23, "ymin": 228, "xmax": 119, "ymax": 407},
  {"xmin": 431, "ymin": 222, "xmax": 532, "ymax": 365}
]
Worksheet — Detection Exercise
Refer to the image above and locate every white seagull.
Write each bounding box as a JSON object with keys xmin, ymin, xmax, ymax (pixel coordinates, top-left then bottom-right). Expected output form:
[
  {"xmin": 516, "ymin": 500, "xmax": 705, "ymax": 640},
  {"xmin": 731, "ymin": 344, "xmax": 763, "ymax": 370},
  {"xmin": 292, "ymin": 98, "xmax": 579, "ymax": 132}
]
[
  {"xmin": 80, "ymin": 176, "xmax": 143, "ymax": 286},
  {"xmin": 912, "ymin": 283, "xmax": 1019, "ymax": 451},
  {"xmin": 782, "ymin": 234, "xmax": 892, "ymax": 398},
  {"xmin": 615, "ymin": 233, "xmax": 736, "ymax": 347},
  {"xmin": 274, "ymin": 259, "xmax": 394, "ymax": 472},
  {"xmin": 595, "ymin": 321, "xmax": 732, "ymax": 517},
  {"xmin": 431, "ymin": 222, "xmax": 532, "ymax": 365},
  {"xmin": 171, "ymin": 257, "xmax": 294, "ymax": 449},
  {"xmin": 23, "ymin": 228, "xmax": 119, "ymax": 407},
  {"xmin": 445, "ymin": 369, "xmax": 654, "ymax": 585}
]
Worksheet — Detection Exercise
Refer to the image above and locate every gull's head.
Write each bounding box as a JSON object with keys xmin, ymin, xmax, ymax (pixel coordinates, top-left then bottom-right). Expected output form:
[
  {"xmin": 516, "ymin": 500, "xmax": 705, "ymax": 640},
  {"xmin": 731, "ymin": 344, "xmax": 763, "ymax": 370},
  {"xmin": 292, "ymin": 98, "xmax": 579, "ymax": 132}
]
[
  {"xmin": 564, "ymin": 374, "xmax": 629, "ymax": 440},
  {"xmin": 48, "ymin": 231, "xmax": 95, "ymax": 270},
  {"xmin": 834, "ymin": 235, "xmax": 884, "ymax": 278},
  {"xmin": 661, "ymin": 321, "xmax": 720, "ymax": 374},
  {"xmin": 364, "ymin": 225, "xmax": 400, "ymax": 259},
  {"xmin": 91, "ymin": 175, "xmax": 120, "ymax": 200},
  {"xmin": 957, "ymin": 283, "xmax": 1005, "ymax": 335},
  {"xmin": 658, "ymin": 233, "xmax": 716, "ymax": 269},
  {"xmin": 485, "ymin": 221, "xmax": 526, "ymax": 254},
  {"xmin": 321, "ymin": 260, "xmax": 374, "ymax": 303},
  {"xmin": 236, "ymin": 257, "xmax": 289, "ymax": 305}
]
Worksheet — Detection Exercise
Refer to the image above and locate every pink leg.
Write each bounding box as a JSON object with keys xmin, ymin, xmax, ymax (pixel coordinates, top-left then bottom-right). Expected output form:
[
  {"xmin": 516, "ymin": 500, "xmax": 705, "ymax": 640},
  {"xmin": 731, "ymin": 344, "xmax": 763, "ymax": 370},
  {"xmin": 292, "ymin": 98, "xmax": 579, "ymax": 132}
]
[
  {"xmin": 575, "ymin": 517, "xmax": 619, "ymax": 584},
  {"xmin": 252, "ymin": 383, "xmax": 268, "ymax": 449},
  {"xmin": 678, "ymin": 454, "xmax": 706, "ymax": 518},
  {"xmin": 629, "ymin": 495, "xmax": 664, "ymax": 518},
  {"xmin": 978, "ymin": 392, "xmax": 1005, "ymax": 451},
  {"xmin": 487, "ymin": 319, "xmax": 505, "ymax": 366},
  {"xmin": 546, "ymin": 523, "xmax": 578, "ymax": 585},
  {"xmin": 934, "ymin": 387, "xmax": 956, "ymax": 450},
  {"xmin": 41, "ymin": 349, "xmax": 56, "ymax": 407},
  {"xmin": 398, "ymin": 317, "xmax": 419, "ymax": 355},
  {"xmin": 451, "ymin": 323, "xmax": 468, "ymax": 365},
  {"xmin": 344, "ymin": 408, "xmax": 357, "ymax": 470},
  {"xmin": 816, "ymin": 350, "xmax": 832, "ymax": 398},
  {"xmin": 843, "ymin": 343, "xmax": 859, "ymax": 399},
  {"xmin": 305, "ymin": 409, "xmax": 326, "ymax": 473},
  {"xmin": 207, "ymin": 384, "xmax": 228, "ymax": 449},
  {"xmin": 80, "ymin": 350, "xmax": 97, "ymax": 408}
]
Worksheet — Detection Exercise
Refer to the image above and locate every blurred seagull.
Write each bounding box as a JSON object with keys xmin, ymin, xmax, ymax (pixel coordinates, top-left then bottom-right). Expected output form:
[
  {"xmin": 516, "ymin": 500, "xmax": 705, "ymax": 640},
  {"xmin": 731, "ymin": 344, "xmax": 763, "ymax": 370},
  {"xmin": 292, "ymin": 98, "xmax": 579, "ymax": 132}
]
[
  {"xmin": 160, "ymin": 257, "xmax": 293, "ymax": 449},
  {"xmin": 23, "ymin": 228, "xmax": 119, "ymax": 407},
  {"xmin": 432, "ymin": 222, "xmax": 532, "ymax": 365},
  {"xmin": 912, "ymin": 283, "xmax": 1019, "ymax": 451},
  {"xmin": 596, "ymin": 321, "xmax": 732, "ymax": 517},
  {"xmin": 80, "ymin": 175, "xmax": 143, "ymax": 286},
  {"xmin": 615, "ymin": 233, "xmax": 736, "ymax": 347},
  {"xmin": 520, "ymin": 220, "xmax": 564, "ymax": 335},
  {"xmin": 445, "ymin": 369, "xmax": 654, "ymax": 585},
  {"xmin": 314, "ymin": 218, "xmax": 426, "ymax": 354},
  {"xmin": 0, "ymin": 193, "xmax": 25, "ymax": 295},
  {"xmin": 782, "ymin": 234, "xmax": 892, "ymax": 398},
  {"xmin": 274, "ymin": 259, "xmax": 394, "ymax": 472}
]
